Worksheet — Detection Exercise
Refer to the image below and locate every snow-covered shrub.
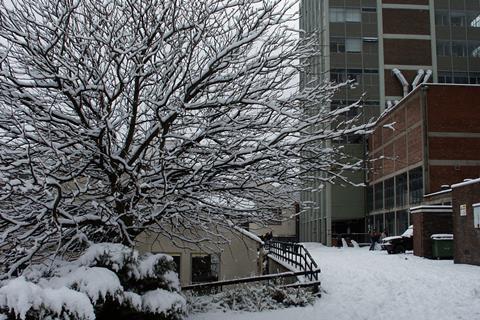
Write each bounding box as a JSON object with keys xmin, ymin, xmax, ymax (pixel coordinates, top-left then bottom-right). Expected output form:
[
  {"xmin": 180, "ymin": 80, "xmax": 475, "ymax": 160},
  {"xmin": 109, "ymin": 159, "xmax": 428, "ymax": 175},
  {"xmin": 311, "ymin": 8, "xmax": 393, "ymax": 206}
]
[
  {"xmin": 187, "ymin": 283, "xmax": 316, "ymax": 313},
  {"xmin": 0, "ymin": 243, "xmax": 185, "ymax": 320}
]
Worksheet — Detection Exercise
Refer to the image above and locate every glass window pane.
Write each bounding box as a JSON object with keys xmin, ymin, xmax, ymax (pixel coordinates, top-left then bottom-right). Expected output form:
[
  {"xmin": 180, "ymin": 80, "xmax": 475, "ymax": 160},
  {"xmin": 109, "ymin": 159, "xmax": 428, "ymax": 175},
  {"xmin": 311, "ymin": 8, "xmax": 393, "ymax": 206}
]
[
  {"xmin": 345, "ymin": 8, "xmax": 361, "ymax": 22},
  {"xmin": 408, "ymin": 167, "xmax": 423, "ymax": 205},
  {"xmin": 345, "ymin": 38, "xmax": 362, "ymax": 53}
]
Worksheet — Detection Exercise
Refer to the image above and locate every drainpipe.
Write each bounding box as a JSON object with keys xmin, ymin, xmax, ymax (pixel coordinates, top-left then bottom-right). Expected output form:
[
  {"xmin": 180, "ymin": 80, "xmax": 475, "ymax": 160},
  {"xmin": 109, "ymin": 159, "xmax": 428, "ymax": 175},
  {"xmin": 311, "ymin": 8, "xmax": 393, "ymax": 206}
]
[
  {"xmin": 411, "ymin": 69, "xmax": 425, "ymax": 89},
  {"xmin": 422, "ymin": 69, "xmax": 432, "ymax": 83},
  {"xmin": 392, "ymin": 68, "xmax": 409, "ymax": 96}
]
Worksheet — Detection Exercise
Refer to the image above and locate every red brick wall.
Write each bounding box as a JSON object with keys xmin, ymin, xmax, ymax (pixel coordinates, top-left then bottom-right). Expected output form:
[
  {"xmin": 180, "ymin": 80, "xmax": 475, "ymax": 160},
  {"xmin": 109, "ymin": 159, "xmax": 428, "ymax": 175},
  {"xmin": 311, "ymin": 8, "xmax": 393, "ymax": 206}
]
[
  {"xmin": 429, "ymin": 138, "xmax": 480, "ymax": 160},
  {"xmin": 412, "ymin": 211, "xmax": 453, "ymax": 258},
  {"xmin": 383, "ymin": 9, "xmax": 430, "ymax": 35},
  {"xmin": 384, "ymin": 39, "xmax": 432, "ymax": 65},
  {"xmin": 427, "ymin": 86, "xmax": 480, "ymax": 133},
  {"xmin": 452, "ymin": 182, "xmax": 480, "ymax": 266},
  {"xmin": 430, "ymin": 166, "xmax": 480, "ymax": 193}
]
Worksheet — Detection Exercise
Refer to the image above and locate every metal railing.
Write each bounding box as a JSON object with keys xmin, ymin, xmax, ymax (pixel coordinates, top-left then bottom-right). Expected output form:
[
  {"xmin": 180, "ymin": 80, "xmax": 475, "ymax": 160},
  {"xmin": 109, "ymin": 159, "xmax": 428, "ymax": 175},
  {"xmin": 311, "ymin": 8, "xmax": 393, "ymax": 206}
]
[{"xmin": 264, "ymin": 240, "xmax": 320, "ymax": 281}]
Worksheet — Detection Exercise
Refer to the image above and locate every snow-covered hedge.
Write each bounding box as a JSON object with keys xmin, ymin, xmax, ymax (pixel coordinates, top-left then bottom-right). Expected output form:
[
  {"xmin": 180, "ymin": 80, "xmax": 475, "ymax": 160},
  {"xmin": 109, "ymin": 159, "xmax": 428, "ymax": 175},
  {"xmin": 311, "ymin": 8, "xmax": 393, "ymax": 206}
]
[
  {"xmin": 0, "ymin": 243, "xmax": 185, "ymax": 320},
  {"xmin": 187, "ymin": 283, "xmax": 317, "ymax": 313}
]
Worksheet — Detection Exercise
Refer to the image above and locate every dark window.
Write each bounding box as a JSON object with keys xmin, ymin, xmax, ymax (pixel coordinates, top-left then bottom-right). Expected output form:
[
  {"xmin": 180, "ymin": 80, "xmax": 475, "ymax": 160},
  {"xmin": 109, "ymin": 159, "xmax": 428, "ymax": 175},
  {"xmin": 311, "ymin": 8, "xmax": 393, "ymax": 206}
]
[
  {"xmin": 330, "ymin": 37, "xmax": 345, "ymax": 53},
  {"xmin": 470, "ymin": 72, "xmax": 480, "ymax": 84},
  {"xmin": 437, "ymin": 41, "xmax": 451, "ymax": 56},
  {"xmin": 385, "ymin": 212, "xmax": 395, "ymax": 236},
  {"xmin": 374, "ymin": 182, "xmax": 383, "ymax": 211},
  {"xmin": 451, "ymin": 11, "xmax": 466, "ymax": 27},
  {"xmin": 374, "ymin": 214, "xmax": 383, "ymax": 232},
  {"xmin": 362, "ymin": 7, "xmax": 376, "ymax": 13},
  {"xmin": 408, "ymin": 167, "xmax": 423, "ymax": 205},
  {"xmin": 191, "ymin": 254, "xmax": 219, "ymax": 283},
  {"xmin": 438, "ymin": 71, "xmax": 452, "ymax": 83},
  {"xmin": 347, "ymin": 68, "xmax": 362, "ymax": 84},
  {"xmin": 454, "ymin": 72, "xmax": 469, "ymax": 84},
  {"xmin": 452, "ymin": 41, "xmax": 468, "ymax": 57},
  {"xmin": 396, "ymin": 210, "xmax": 409, "ymax": 235},
  {"xmin": 367, "ymin": 185, "xmax": 374, "ymax": 213},
  {"xmin": 330, "ymin": 69, "xmax": 346, "ymax": 83},
  {"xmin": 395, "ymin": 173, "xmax": 407, "ymax": 207},
  {"xmin": 172, "ymin": 255, "xmax": 181, "ymax": 277},
  {"xmin": 435, "ymin": 11, "xmax": 449, "ymax": 26},
  {"xmin": 384, "ymin": 178, "xmax": 394, "ymax": 209}
]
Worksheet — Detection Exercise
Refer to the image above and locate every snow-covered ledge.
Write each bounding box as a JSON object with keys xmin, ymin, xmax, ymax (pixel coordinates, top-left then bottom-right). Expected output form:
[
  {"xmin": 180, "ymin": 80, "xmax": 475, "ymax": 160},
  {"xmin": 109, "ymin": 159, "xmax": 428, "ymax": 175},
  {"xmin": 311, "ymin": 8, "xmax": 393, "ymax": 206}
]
[{"xmin": 410, "ymin": 205, "xmax": 452, "ymax": 214}]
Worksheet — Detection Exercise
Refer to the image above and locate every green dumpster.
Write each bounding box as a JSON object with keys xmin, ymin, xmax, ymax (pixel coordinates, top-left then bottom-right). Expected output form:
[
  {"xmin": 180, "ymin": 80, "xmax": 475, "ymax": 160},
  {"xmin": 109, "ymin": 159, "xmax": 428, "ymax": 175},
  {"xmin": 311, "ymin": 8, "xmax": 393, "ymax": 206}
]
[{"xmin": 431, "ymin": 234, "xmax": 454, "ymax": 259}]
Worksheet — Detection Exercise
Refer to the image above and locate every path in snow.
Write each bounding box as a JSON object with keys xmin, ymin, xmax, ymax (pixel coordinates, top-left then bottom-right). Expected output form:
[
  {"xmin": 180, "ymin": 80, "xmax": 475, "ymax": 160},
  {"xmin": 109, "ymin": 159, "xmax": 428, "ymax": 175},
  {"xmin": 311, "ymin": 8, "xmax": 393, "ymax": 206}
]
[{"xmin": 188, "ymin": 243, "xmax": 480, "ymax": 320}]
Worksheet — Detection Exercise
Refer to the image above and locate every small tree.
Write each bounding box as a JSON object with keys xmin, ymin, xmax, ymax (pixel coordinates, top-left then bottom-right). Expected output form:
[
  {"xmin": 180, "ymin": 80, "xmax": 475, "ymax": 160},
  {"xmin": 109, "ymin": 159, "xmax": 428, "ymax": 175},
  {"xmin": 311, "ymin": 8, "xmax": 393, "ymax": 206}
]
[{"xmin": 0, "ymin": 0, "xmax": 367, "ymax": 276}]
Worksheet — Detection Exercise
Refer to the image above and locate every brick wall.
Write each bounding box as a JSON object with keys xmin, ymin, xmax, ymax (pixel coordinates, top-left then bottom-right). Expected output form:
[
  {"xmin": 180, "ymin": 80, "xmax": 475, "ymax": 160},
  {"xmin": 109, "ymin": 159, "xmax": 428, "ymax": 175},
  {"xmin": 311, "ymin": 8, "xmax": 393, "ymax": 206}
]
[
  {"xmin": 412, "ymin": 210, "xmax": 453, "ymax": 258},
  {"xmin": 452, "ymin": 181, "xmax": 480, "ymax": 266}
]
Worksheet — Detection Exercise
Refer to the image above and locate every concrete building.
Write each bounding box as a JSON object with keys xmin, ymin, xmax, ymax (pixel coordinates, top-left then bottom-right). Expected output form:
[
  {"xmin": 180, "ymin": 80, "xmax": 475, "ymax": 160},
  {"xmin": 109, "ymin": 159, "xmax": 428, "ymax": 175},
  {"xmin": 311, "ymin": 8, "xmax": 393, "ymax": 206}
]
[
  {"xmin": 367, "ymin": 84, "xmax": 480, "ymax": 236},
  {"xmin": 135, "ymin": 226, "xmax": 263, "ymax": 287},
  {"xmin": 299, "ymin": 0, "xmax": 480, "ymax": 244}
]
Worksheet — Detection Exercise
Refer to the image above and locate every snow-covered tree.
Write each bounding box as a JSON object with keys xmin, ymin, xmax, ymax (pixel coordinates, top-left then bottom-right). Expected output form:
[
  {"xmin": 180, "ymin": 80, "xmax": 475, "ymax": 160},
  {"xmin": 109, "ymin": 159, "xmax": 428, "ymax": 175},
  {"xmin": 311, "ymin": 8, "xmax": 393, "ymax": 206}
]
[{"xmin": 0, "ymin": 0, "xmax": 368, "ymax": 276}]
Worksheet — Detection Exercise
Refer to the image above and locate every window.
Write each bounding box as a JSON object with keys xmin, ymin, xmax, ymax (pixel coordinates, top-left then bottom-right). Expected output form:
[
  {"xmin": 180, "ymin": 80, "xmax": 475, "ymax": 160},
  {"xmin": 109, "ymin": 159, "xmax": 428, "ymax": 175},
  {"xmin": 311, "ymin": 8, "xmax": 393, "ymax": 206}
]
[
  {"xmin": 395, "ymin": 173, "xmax": 407, "ymax": 207},
  {"xmin": 435, "ymin": 11, "xmax": 449, "ymax": 26},
  {"xmin": 374, "ymin": 182, "xmax": 383, "ymax": 211},
  {"xmin": 330, "ymin": 69, "xmax": 346, "ymax": 83},
  {"xmin": 191, "ymin": 254, "xmax": 219, "ymax": 283},
  {"xmin": 384, "ymin": 178, "xmax": 394, "ymax": 209},
  {"xmin": 451, "ymin": 11, "xmax": 466, "ymax": 27},
  {"xmin": 396, "ymin": 210, "xmax": 408, "ymax": 235},
  {"xmin": 452, "ymin": 41, "xmax": 468, "ymax": 57},
  {"xmin": 171, "ymin": 254, "xmax": 181, "ymax": 277},
  {"xmin": 437, "ymin": 41, "xmax": 451, "ymax": 56},
  {"xmin": 345, "ymin": 38, "xmax": 362, "ymax": 53},
  {"xmin": 362, "ymin": 7, "xmax": 376, "ymax": 13},
  {"xmin": 347, "ymin": 68, "xmax": 362, "ymax": 84},
  {"xmin": 367, "ymin": 185, "xmax": 374, "ymax": 213},
  {"xmin": 469, "ymin": 13, "xmax": 480, "ymax": 28},
  {"xmin": 385, "ymin": 212, "xmax": 395, "ymax": 236},
  {"xmin": 470, "ymin": 72, "xmax": 480, "ymax": 84},
  {"xmin": 408, "ymin": 167, "xmax": 423, "ymax": 205},
  {"xmin": 469, "ymin": 41, "xmax": 480, "ymax": 57},
  {"xmin": 454, "ymin": 72, "xmax": 469, "ymax": 84},
  {"xmin": 474, "ymin": 204, "xmax": 480, "ymax": 228},
  {"xmin": 329, "ymin": 8, "xmax": 344, "ymax": 22},
  {"xmin": 330, "ymin": 37, "xmax": 345, "ymax": 53},
  {"xmin": 345, "ymin": 8, "xmax": 361, "ymax": 22},
  {"xmin": 438, "ymin": 71, "xmax": 453, "ymax": 83},
  {"xmin": 329, "ymin": 8, "xmax": 361, "ymax": 23}
]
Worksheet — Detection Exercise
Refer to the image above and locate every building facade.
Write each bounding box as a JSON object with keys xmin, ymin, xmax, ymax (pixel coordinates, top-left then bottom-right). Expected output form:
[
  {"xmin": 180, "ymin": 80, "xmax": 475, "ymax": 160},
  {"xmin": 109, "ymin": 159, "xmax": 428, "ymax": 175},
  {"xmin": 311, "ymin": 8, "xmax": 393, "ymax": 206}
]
[
  {"xmin": 299, "ymin": 0, "xmax": 480, "ymax": 243},
  {"xmin": 367, "ymin": 84, "xmax": 480, "ymax": 236}
]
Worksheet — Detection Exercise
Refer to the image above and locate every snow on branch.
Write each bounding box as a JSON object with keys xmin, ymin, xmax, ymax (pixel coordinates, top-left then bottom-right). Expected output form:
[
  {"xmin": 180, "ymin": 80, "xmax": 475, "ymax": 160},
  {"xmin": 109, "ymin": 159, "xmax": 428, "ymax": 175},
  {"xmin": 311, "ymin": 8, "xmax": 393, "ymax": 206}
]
[{"xmin": 0, "ymin": 0, "xmax": 372, "ymax": 276}]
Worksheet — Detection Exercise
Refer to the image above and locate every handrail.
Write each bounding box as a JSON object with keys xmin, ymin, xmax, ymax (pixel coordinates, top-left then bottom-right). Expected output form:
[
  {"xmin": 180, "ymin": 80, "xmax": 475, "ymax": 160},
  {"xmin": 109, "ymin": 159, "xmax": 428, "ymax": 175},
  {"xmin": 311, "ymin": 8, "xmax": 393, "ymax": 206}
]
[
  {"xmin": 264, "ymin": 240, "xmax": 320, "ymax": 281},
  {"xmin": 182, "ymin": 269, "xmax": 320, "ymax": 292}
]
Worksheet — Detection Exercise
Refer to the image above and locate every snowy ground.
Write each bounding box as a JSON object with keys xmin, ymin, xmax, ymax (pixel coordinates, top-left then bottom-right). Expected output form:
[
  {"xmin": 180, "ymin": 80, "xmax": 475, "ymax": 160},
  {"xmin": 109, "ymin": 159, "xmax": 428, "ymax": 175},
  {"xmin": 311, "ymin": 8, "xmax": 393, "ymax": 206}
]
[{"xmin": 188, "ymin": 243, "xmax": 480, "ymax": 320}]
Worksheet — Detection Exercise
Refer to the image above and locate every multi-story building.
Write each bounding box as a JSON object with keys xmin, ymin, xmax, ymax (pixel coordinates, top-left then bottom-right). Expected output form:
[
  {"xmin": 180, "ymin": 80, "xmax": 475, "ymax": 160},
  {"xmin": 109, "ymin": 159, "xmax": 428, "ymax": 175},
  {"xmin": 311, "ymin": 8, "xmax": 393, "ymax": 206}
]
[
  {"xmin": 367, "ymin": 84, "xmax": 480, "ymax": 236},
  {"xmin": 299, "ymin": 0, "xmax": 480, "ymax": 244}
]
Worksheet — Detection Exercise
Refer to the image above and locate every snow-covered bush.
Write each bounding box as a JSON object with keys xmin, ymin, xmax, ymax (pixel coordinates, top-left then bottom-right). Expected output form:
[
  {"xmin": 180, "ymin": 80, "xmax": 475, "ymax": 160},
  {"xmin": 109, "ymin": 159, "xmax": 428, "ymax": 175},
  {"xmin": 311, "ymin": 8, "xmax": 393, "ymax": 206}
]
[
  {"xmin": 187, "ymin": 283, "xmax": 316, "ymax": 313},
  {"xmin": 0, "ymin": 243, "xmax": 185, "ymax": 320}
]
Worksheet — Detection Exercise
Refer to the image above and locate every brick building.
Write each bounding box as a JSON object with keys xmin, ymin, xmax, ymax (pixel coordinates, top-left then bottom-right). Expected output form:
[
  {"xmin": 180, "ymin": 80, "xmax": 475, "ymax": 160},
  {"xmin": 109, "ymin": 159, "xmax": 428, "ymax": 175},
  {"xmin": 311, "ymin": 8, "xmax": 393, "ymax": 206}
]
[
  {"xmin": 451, "ymin": 179, "xmax": 480, "ymax": 266},
  {"xmin": 367, "ymin": 84, "xmax": 480, "ymax": 236},
  {"xmin": 299, "ymin": 0, "xmax": 480, "ymax": 244}
]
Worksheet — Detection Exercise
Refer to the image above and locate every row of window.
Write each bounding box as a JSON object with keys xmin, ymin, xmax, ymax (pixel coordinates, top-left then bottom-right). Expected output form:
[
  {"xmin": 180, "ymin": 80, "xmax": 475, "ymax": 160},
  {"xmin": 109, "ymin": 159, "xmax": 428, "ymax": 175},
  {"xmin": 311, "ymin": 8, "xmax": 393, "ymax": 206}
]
[
  {"xmin": 438, "ymin": 71, "xmax": 480, "ymax": 84},
  {"xmin": 330, "ymin": 37, "xmax": 378, "ymax": 54},
  {"xmin": 437, "ymin": 40, "xmax": 480, "ymax": 58},
  {"xmin": 436, "ymin": 10, "xmax": 480, "ymax": 28},
  {"xmin": 368, "ymin": 210, "xmax": 409, "ymax": 236},
  {"xmin": 367, "ymin": 167, "xmax": 423, "ymax": 213},
  {"xmin": 329, "ymin": 7, "xmax": 377, "ymax": 24},
  {"xmin": 330, "ymin": 68, "xmax": 378, "ymax": 85}
]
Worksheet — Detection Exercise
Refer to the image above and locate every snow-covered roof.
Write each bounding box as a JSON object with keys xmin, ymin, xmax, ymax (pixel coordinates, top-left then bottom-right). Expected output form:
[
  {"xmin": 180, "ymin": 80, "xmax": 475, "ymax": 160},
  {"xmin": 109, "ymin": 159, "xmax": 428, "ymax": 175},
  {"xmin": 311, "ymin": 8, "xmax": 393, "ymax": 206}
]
[
  {"xmin": 233, "ymin": 226, "xmax": 264, "ymax": 245},
  {"xmin": 410, "ymin": 205, "xmax": 452, "ymax": 214},
  {"xmin": 423, "ymin": 188, "xmax": 452, "ymax": 198},
  {"xmin": 430, "ymin": 234, "xmax": 453, "ymax": 240},
  {"xmin": 451, "ymin": 178, "xmax": 480, "ymax": 189}
]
